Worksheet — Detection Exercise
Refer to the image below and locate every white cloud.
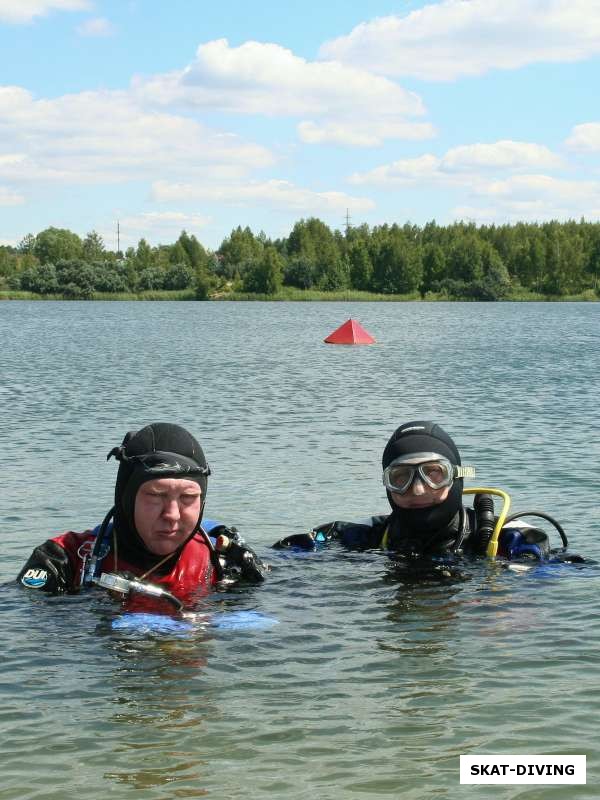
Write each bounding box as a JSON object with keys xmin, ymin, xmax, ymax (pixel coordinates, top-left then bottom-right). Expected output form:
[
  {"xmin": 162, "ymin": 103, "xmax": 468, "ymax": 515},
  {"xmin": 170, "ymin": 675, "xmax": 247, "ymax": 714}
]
[
  {"xmin": 0, "ymin": 81, "xmax": 378, "ymax": 221},
  {"xmin": 152, "ymin": 178, "xmax": 375, "ymax": 213},
  {"xmin": 320, "ymin": 0, "xmax": 600, "ymax": 80},
  {"xmin": 565, "ymin": 122, "xmax": 600, "ymax": 152},
  {"xmin": 483, "ymin": 173, "xmax": 596, "ymax": 202},
  {"xmin": 452, "ymin": 206, "xmax": 501, "ymax": 224},
  {"xmin": 349, "ymin": 140, "xmax": 563, "ymax": 185},
  {"xmin": 76, "ymin": 16, "xmax": 115, "ymax": 37},
  {"xmin": 133, "ymin": 38, "xmax": 431, "ymax": 146},
  {"xmin": 0, "ymin": 85, "xmax": 273, "ymax": 187},
  {"xmin": 297, "ymin": 120, "xmax": 435, "ymax": 147},
  {"xmin": 0, "ymin": 185, "xmax": 24, "ymax": 205},
  {"xmin": 349, "ymin": 154, "xmax": 442, "ymax": 186},
  {"xmin": 348, "ymin": 140, "xmax": 600, "ymax": 222},
  {"xmin": 466, "ymin": 174, "xmax": 600, "ymax": 221},
  {"xmin": 0, "ymin": 0, "xmax": 89, "ymax": 23},
  {"xmin": 442, "ymin": 141, "xmax": 563, "ymax": 171},
  {"xmin": 111, "ymin": 211, "xmax": 212, "ymax": 247}
]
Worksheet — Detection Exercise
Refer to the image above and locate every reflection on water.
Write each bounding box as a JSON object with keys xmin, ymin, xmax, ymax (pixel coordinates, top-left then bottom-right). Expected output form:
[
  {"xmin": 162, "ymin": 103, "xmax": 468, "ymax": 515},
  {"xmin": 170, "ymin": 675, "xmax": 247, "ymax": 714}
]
[
  {"xmin": 2, "ymin": 301, "xmax": 600, "ymax": 799},
  {"xmin": 101, "ymin": 631, "xmax": 214, "ymax": 794}
]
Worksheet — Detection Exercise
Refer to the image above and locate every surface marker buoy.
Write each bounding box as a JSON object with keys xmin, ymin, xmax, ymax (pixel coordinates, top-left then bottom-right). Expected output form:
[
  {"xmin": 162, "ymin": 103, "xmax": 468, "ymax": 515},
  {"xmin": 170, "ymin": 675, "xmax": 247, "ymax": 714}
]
[{"xmin": 324, "ymin": 318, "xmax": 376, "ymax": 345}]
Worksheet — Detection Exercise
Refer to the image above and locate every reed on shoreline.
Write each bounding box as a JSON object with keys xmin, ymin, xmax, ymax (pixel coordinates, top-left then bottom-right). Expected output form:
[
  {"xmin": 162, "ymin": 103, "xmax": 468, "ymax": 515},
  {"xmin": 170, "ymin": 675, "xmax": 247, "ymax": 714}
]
[{"xmin": 1, "ymin": 287, "xmax": 598, "ymax": 302}]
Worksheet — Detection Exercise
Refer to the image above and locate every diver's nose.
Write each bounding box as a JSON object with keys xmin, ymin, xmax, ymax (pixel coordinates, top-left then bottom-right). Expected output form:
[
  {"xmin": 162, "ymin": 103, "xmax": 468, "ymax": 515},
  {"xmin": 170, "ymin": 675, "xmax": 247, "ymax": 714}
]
[
  {"xmin": 162, "ymin": 498, "xmax": 180, "ymax": 521},
  {"xmin": 410, "ymin": 475, "xmax": 426, "ymax": 495}
]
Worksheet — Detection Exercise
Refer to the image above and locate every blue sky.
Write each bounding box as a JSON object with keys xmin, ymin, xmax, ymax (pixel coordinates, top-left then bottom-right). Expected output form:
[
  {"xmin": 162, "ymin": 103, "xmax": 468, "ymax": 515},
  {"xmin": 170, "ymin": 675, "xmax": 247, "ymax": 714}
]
[{"xmin": 1, "ymin": 0, "xmax": 600, "ymax": 251}]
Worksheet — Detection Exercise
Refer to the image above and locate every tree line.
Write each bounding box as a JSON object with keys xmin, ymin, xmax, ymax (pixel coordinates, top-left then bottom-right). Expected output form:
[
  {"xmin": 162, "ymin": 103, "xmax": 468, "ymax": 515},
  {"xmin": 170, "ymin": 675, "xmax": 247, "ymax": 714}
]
[{"xmin": 2, "ymin": 217, "xmax": 600, "ymax": 300}]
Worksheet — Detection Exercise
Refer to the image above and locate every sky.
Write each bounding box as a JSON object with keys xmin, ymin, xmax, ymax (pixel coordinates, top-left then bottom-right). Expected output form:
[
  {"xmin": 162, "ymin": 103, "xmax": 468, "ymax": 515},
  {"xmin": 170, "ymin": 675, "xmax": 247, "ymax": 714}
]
[{"xmin": 1, "ymin": 0, "xmax": 600, "ymax": 251}]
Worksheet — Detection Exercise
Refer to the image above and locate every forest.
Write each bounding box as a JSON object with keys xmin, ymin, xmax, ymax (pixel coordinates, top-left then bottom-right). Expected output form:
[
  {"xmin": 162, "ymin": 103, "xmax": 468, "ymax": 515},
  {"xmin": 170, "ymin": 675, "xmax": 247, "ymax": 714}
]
[{"xmin": 2, "ymin": 217, "xmax": 600, "ymax": 300}]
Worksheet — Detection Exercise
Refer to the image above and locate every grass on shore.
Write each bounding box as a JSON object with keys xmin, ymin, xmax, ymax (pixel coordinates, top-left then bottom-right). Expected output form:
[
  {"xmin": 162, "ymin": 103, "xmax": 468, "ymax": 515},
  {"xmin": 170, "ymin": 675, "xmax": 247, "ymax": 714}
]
[
  {"xmin": 0, "ymin": 289, "xmax": 197, "ymax": 301},
  {"xmin": 1, "ymin": 287, "xmax": 598, "ymax": 301}
]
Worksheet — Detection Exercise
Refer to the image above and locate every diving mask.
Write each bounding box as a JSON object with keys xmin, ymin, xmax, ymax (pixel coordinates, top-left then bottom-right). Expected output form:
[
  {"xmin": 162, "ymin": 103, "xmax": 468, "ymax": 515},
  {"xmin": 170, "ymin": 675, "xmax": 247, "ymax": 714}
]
[
  {"xmin": 382, "ymin": 452, "xmax": 475, "ymax": 495},
  {"xmin": 108, "ymin": 447, "xmax": 211, "ymax": 478}
]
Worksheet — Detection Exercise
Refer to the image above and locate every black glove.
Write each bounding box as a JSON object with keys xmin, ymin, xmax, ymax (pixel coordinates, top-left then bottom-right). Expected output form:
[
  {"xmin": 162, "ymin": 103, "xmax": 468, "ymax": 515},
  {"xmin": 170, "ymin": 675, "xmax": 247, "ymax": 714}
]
[
  {"xmin": 271, "ymin": 532, "xmax": 318, "ymax": 550},
  {"xmin": 17, "ymin": 540, "xmax": 74, "ymax": 594},
  {"xmin": 213, "ymin": 526, "xmax": 267, "ymax": 583}
]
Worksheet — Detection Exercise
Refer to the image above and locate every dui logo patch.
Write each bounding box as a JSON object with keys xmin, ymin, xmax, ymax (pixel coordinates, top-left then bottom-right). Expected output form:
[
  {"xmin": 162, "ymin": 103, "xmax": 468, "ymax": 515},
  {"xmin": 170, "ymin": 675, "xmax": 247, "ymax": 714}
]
[{"xmin": 21, "ymin": 568, "xmax": 48, "ymax": 588}]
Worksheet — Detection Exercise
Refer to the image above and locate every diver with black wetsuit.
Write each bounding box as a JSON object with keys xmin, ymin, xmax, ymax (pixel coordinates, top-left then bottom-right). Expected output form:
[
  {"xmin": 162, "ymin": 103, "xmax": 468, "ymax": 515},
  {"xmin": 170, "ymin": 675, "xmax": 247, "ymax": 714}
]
[{"xmin": 273, "ymin": 421, "xmax": 584, "ymax": 571}]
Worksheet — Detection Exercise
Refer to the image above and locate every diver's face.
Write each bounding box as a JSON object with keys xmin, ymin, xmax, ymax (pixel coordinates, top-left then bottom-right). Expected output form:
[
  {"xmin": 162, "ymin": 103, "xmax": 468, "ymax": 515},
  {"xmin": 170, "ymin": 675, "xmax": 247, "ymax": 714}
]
[
  {"xmin": 389, "ymin": 455, "xmax": 451, "ymax": 510},
  {"xmin": 134, "ymin": 477, "xmax": 201, "ymax": 556},
  {"xmin": 391, "ymin": 482, "xmax": 450, "ymax": 509}
]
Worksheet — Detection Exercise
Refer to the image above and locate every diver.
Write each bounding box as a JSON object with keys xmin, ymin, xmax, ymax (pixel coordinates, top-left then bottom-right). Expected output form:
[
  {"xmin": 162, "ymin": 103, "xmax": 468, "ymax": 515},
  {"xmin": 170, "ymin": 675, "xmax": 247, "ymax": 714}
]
[
  {"xmin": 18, "ymin": 422, "xmax": 267, "ymax": 608},
  {"xmin": 272, "ymin": 421, "xmax": 584, "ymax": 572}
]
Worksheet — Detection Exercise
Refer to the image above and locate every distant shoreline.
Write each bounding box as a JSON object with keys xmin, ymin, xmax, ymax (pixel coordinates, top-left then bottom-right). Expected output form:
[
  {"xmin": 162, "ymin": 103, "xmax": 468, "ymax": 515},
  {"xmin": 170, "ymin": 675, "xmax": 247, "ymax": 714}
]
[{"xmin": 1, "ymin": 289, "xmax": 598, "ymax": 302}]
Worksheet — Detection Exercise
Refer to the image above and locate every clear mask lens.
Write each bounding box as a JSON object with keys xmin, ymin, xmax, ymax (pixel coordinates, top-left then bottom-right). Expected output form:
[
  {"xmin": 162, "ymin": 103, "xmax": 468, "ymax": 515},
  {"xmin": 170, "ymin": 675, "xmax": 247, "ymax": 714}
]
[
  {"xmin": 384, "ymin": 459, "xmax": 453, "ymax": 494},
  {"xmin": 382, "ymin": 452, "xmax": 474, "ymax": 495}
]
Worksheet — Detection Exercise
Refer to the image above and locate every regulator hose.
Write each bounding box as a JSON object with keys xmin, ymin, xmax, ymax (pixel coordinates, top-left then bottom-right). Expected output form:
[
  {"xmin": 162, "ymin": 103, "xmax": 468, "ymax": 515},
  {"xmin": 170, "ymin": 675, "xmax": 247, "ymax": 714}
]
[
  {"xmin": 462, "ymin": 488, "xmax": 511, "ymax": 558},
  {"xmin": 83, "ymin": 506, "xmax": 115, "ymax": 585},
  {"xmin": 473, "ymin": 493, "xmax": 495, "ymax": 556}
]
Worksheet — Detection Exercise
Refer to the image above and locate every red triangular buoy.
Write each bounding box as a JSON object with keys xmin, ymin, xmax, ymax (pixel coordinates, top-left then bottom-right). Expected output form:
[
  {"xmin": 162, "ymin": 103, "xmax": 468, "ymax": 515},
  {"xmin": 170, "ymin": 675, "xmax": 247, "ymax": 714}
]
[{"xmin": 324, "ymin": 318, "xmax": 376, "ymax": 345}]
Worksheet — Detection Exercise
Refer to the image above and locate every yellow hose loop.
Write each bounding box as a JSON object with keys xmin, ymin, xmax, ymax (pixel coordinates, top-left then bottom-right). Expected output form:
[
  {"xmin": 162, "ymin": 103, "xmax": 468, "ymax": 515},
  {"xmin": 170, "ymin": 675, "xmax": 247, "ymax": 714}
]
[
  {"xmin": 463, "ymin": 487, "xmax": 512, "ymax": 559},
  {"xmin": 380, "ymin": 525, "xmax": 390, "ymax": 549}
]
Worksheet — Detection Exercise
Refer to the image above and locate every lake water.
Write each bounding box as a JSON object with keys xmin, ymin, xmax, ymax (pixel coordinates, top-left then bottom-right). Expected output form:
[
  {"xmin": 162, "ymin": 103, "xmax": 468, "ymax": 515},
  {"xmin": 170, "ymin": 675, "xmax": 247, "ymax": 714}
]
[{"xmin": 1, "ymin": 300, "xmax": 599, "ymax": 799}]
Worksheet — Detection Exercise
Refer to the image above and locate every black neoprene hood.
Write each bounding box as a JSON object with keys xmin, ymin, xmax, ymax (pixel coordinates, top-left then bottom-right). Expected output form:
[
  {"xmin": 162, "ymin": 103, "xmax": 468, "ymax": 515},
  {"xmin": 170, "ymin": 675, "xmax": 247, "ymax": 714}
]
[
  {"xmin": 110, "ymin": 422, "xmax": 209, "ymax": 566},
  {"xmin": 382, "ymin": 420, "xmax": 464, "ymax": 537},
  {"xmin": 382, "ymin": 421, "xmax": 461, "ymax": 470}
]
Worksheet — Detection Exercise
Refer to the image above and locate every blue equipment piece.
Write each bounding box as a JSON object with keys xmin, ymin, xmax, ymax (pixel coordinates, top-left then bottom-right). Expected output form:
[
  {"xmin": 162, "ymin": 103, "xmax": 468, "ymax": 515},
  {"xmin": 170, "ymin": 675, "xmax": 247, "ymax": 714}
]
[
  {"xmin": 111, "ymin": 609, "xmax": 279, "ymax": 635},
  {"xmin": 111, "ymin": 613, "xmax": 195, "ymax": 635},
  {"xmin": 210, "ymin": 611, "xmax": 279, "ymax": 630},
  {"xmin": 500, "ymin": 527, "xmax": 549, "ymax": 561},
  {"xmin": 201, "ymin": 518, "xmax": 222, "ymax": 547}
]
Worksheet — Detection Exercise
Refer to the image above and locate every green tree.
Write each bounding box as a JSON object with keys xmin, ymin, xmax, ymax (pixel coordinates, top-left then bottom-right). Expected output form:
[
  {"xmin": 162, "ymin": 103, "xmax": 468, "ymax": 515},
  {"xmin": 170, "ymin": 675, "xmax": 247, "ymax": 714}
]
[
  {"xmin": 169, "ymin": 241, "xmax": 188, "ymax": 266},
  {"xmin": 314, "ymin": 242, "xmax": 347, "ymax": 290},
  {"xmin": 447, "ymin": 234, "xmax": 484, "ymax": 283},
  {"xmin": 82, "ymin": 230, "xmax": 105, "ymax": 262},
  {"xmin": 138, "ymin": 266, "xmax": 166, "ymax": 290},
  {"xmin": 543, "ymin": 227, "xmax": 585, "ymax": 295},
  {"xmin": 421, "ymin": 243, "xmax": 447, "ymax": 293},
  {"xmin": 0, "ymin": 246, "xmax": 19, "ymax": 282},
  {"xmin": 586, "ymin": 229, "xmax": 600, "ymax": 291},
  {"xmin": 471, "ymin": 243, "xmax": 511, "ymax": 300},
  {"xmin": 164, "ymin": 262, "xmax": 194, "ymax": 290},
  {"xmin": 178, "ymin": 230, "xmax": 209, "ymax": 271},
  {"xmin": 135, "ymin": 238, "xmax": 155, "ymax": 271},
  {"xmin": 286, "ymin": 218, "xmax": 346, "ymax": 290},
  {"xmin": 34, "ymin": 227, "xmax": 83, "ymax": 264},
  {"xmin": 19, "ymin": 263, "xmax": 59, "ymax": 294},
  {"xmin": 218, "ymin": 226, "xmax": 263, "ymax": 274},
  {"xmin": 348, "ymin": 240, "xmax": 373, "ymax": 291},
  {"xmin": 195, "ymin": 270, "xmax": 211, "ymax": 300},
  {"xmin": 371, "ymin": 228, "xmax": 422, "ymax": 294},
  {"xmin": 18, "ymin": 233, "xmax": 36, "ymax": 254},
  {"xmin": 55, "ymin": 259, "xmax": 95, "ymax": 299},
  {"xmin": 284, "ymin": 255, "xmax": 315, "ymax": 289},
  {"xmin": 93, "ymin": 261, "xmax": 129, "ymax": 293},
  {"xmin": 242, "ymin": 247, "xmax": 283, "ymax": 294},
  {"xmin": 520, "ymin": 235, "xmax": 546, "ymax": 291}
]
